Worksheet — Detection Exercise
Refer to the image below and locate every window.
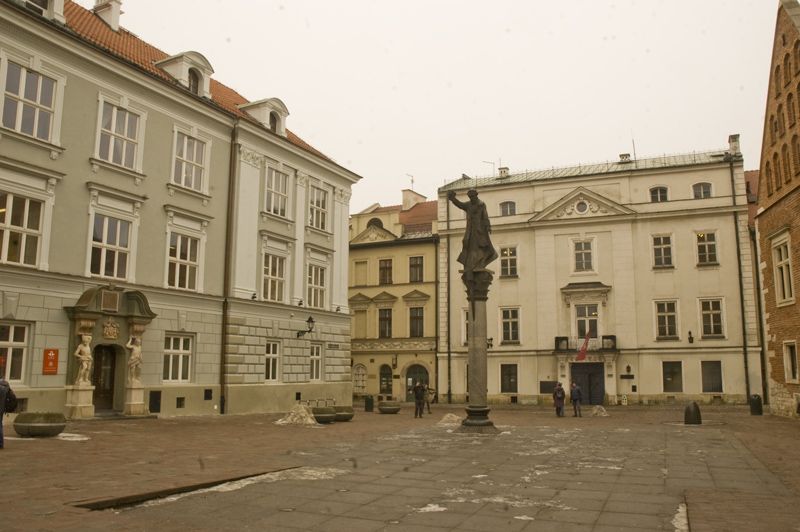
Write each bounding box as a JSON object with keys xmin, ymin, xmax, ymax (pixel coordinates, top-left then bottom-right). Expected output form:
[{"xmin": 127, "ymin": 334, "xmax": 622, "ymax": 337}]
[
  {"xmin": 167, "ymin": 232, "xmax": 199, "ymax": 290},
  {"xmin": 500, "ymin": 364, "xmax": 518, "ymax": 393},
  {"xmin": 306, "ymin": 264, "xmax": 326, "ymax": 309},
  {"xmin": 652, "ymin": 235, "xmax": 673, "ymax": 268},
  {"xmin": 773, "ymin": 239, "xmax": 795, "ymax": 303},
  {"xmin": 2, "ymin": 61, "xmax": 56, "ymax": 142},
  {"xmin": 463, "ymin": 309, "xmax": 470, "ymax": 345},
  {"xmin": 700, "ymin": 299, "xmax": 724, "ymax": 337},
  {"xmin": 696, "ymin": 232, "xmax": 718, "ymax": 265},
  {"xmin": 265, "ymin": 168, "xmax": 289, "ymax": 217},
  {"xmin": 163, "ymin": 335, "xmax": 191, "ymax": 382},
  {"xmin": 766, "ymin": 162, "xmax": 774, "ymax": 195},
  {"xmin": 650, "ymin": 187, "xmax": 668, "ymax": 202},
  {"xmin": 379, "ymin": 364, "xmax": 392, "ymax": 394},
  {"xmin": 776, "ymin": 65, "xmax": 782, "ymax": 94},
  {"xmin": 265, "ymin": 341, "xmax": 279, "ymax": 382},
  {"xmin": 500, "ymin": 246, "xmax": 518, "ymax": 277},
  {"xmin": 500, "ymin": 201, "xmax": 516, "ymax": 216},
  {"xmin": 379, "ymin": 259, "xmax": 393, "ymax": 285},
  {"xmin": 410, "ymin": 307, "xmax": 424, "ymax": 338},
  {"xmin": 783, "ymin": 144, "xmax": 792, "ymax": 183},
  {"xmin": 188, "ymin": 68, "xmax": 200, "ymax": 95},
  {"xmin": 701, "ymin": 361, "xmax": 723, "ymax": 393},
  {"xmin": 692, "ymin": 183, "xmax": 712, "ymax": 199},
  {"xmin": 785, "ymin": 53, "xmax": 792, "ymax": 85},
  {"xmin": 262, "ymin": 253, "xmax": 286, "ymax": 302},
  {"xmin": 308, "ymin": 186, "xmax": 328, "ymax": 231},
  {"xmin": 98, "ymin": 101, "xmax": 140, "ymax": 169},
  {"xmin": 173, "ymin": 131, "xmax": 205, "ymax": 192},
  {"xmin": 662, "ymin": 361, "xmax": 683, "ymax": 393},
  {"xmin": 576, "ymin": 304, "xmax": 598, "ymax": 338},
  {"xmin": 793, "ymin": 136, "xmax": 800, "ymax": 175},
  {"xmin": 354, "ymin": 260, "xmax": 367, "ymax": 285},
  {"xmin": 352, "ymin": 364, "xmax": 367, "ymax": 394},
  {"xmin": 0, "ymin": 323, "xmax": 27, "ymax": 381},
  {"xmin": 785, "ymin": 343, "xmax": 799, "ymax": 383},
  {"xmin": 0, "ymin": 191, "xmax": 42, "ymax": 266},
  {"xmin": 409, "ymin": 256, "xmax": 423, "ymax": 283},
  {"xmin": 788, "ymin": 93, "xmax": 797, "ymax": 125},
  {"xmin": 309, "ymin": 344, "xmax": 322, "ymax": 381},
  {"xmin": 779, "ymin": 104, "xmax": 787, "ymax": 136},
  {"xmin": 574, "ymin": 240, "xmax": 592, "ymax": 272},
  {"xmin": 655, "ymin": 300, "xmax": 678, "ymax": 339},
  {"xmin": 770, "ymin": 116, "xmax": 777, "ymax": 145},
  {"xmin": 774, "ymin": 154, "xmax": 783, "ymax": 189},
  {"xmin": 379, "ymin": 308, "xmax": 392, "ymax": 338},
  {"xmin": 501, "ymin": 308, "xmax": 519, "ymax": 343},
  {"xmin": 90, "ymin": 214, "xmax": 130, "ymax": 279}
]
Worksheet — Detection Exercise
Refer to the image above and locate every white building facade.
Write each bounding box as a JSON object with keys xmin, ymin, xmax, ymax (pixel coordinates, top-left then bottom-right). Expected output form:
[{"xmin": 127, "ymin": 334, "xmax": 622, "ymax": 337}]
[{"xmin": 437, "ymin": 136, "xmax": 761, "ymax": 405}]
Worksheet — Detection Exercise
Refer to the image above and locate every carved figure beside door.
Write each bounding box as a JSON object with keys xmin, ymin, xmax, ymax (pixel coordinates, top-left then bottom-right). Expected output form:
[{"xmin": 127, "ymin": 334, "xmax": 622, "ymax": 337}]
[
  {"xmin": 126, "ymin": 336, "xmax": 143, "ymax": 386},
  {"xmin": 74, "ymin": 335, "xmax": 93, "ymax": 385}
]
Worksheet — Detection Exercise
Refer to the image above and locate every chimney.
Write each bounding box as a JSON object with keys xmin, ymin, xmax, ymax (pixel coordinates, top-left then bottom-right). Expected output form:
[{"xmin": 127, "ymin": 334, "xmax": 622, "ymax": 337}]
[
  {"xmin": 498, "ymin": 166, "xmax": 509, "ymax": 178},
  {"xmin": 402, "ymin": 189, "xmax": 426, "ymax": 211},
  {"xmin": 728, "ymin": 134, "xmax": 741, "ymax": 156},
  {"xmin": 619, "ymin": 153, "xmax": 632, "ymax": 163},
  {"xmin": 94, "ymin": 0, "xmax": 122, "ymax": 31}
]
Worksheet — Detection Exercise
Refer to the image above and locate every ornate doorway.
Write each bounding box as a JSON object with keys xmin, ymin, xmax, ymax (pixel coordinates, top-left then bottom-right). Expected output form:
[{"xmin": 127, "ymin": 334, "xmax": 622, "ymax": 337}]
[
  {"xmin": 571, "ymin": 362, "xmax": 605, "ymax": 405},
  {"xmin": 404, "ymin": 364, "xmax": 429, "ymax": 402},
  {"xmin": 92, "ymin": 344, "xmax": 117, "ymax": 411}
]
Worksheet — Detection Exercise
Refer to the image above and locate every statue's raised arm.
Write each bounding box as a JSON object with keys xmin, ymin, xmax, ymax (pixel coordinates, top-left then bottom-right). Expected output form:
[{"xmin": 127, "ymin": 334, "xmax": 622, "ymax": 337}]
[{"xmin": 448, "ymin": 189, "xmax": 498, "ymax": 275}]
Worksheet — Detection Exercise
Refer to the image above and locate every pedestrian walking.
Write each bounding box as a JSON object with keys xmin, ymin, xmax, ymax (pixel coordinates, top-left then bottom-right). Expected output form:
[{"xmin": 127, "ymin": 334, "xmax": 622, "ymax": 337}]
[
  {"xmin": 0, "ymin": 377, "xmax": 17, "ymax": 449},
  {"xmin": 413, "ymin": 381, "xmax": 426, "ymax": 418},
  {"xmin": 570, "ymin": 382, "xmax": 583, "ymax": 417},
  {"xmin": 425, "ymin": 384, "xmax": 435, "ymax": 414},
  {"xmin": 553, "ymin": 382, "xmax": 566, "ymax": 417}
]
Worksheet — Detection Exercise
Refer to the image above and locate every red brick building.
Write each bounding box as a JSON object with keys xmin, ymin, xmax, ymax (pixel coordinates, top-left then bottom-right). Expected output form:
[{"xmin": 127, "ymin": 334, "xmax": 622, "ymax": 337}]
[{"xmin": 757, "ymin": 0, "xmax": 800, "ymax": 416}]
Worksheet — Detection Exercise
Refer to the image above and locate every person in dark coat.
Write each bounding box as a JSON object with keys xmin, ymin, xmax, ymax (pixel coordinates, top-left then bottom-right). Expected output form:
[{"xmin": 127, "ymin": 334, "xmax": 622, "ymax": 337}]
[
  {"xmin": 570, "ymin": 382, "xmax": 583, "ymax": 417},
  {"xmin": 552, "ymin": 382, "xmax": 566, "ymax": 417},
  {"xmin": 413, "ymin": 381, "xmax": 426, "ymax": 418},
  {"xmin": 0, "ymin": 377, "xmax": 13, "ymax": 449}
]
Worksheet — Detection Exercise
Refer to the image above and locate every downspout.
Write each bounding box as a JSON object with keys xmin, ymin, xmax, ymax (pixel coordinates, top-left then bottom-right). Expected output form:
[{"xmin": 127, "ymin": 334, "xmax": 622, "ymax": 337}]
[
  {"xmin": 434, "ymin": 234, "xmax": 440, "ymax": 404},
  {"xmin": 726, "ymin": 145, "xmax": 751, "ymax": 401},
  {"xmin": 220, "ymin": 120, "xmax": 240, "ymax": 414},
  {"xmin": 446, "ymin": 197, "xmax": 452, "ymax": 403},
  {"xmin": 750, "ymin": 225, "xmax": 769, "ymax": 403}
]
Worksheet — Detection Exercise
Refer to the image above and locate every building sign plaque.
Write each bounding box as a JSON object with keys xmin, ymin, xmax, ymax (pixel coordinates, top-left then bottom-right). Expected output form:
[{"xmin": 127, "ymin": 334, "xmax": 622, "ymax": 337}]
[{"xmin": 43, "ymin": 348, "xmax": 59, "ymax": 375}]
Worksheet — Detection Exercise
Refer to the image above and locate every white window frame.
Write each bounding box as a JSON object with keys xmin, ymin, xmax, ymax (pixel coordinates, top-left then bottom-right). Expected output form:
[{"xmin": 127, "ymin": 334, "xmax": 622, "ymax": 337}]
[
  {"xmin": 89, "ymin": 212, "xmax": 133, "ymax": 280},
  {"xmin": 0, "ymin": 169, "xmax": 56, "ymax": 271},
  {"xmin": 654, "ymin": 300, "xmax": 679, "ymax": 339},
  {"xmin": 652, "ymin": 234, "xmax": 673, "ymax": 268},
  {"xmin": 85, "ymin": 185, "xmax": 142, "ymax": 282},
  {"xmin": 692, "ymin": 182, "xmax": 712, "ymax": 199},
  {"xmin": 166, "ymin": 231, "xmax": 200, "ymax": 291},
  {"xmin": 500, "ymin": 201, "xmax": 516, "ymax": 216},
  {"xmin": 309, "ymin": 343, "xmax": 323, "ymax": 381},
  {"xmin": 696, "ymin": 231, "xmax": 718, "ymax": 266},
  {"xmin": 93, "ymin": 93, "xmax": 147, "ymax": 173},
  {"xmin": 0, "ymin": 49, "xmax": 66, "ymax": 146},
  {"xmin": 308, "ymin": 185, "xmax": 328, "ymax": 231},
  {"xmin": 265, "ymin": 166, "xmax": 290, "ymax": 219},
  {"xmin": 261, "ymin": 236, "xmax": 290, "ymax": 303},
  {"xmin": 262, "ymin": 252, "xmax": 286, "ymax": 303},
  {"xmin": 500, "ymin": 246, "xmax": 518, "ymax": 277},
  {"xmin": 0, "ymin": 189, "xmax": 44, "ymax": 268},
  {"xmin": 0, "ymin": 321, "xmax": 29, "ymax": 382},
  {"xmin": 499, "ymin": 307, "xmax": 520, "ymax": 344},
  {"xmin": 571, "ymin": 237, "xmax": 596, "ymax": 274},
  {"xmin": 784, "ymin": 342, "xmax": 799, "ymax": 384},
  {"xmin": 574, "ymin": 303, "xmax": 599, "ymax": 338},
  {"xmin": 307, "ymin": 263, "xmax": 327, "ymax": 309},
  {"xmin": 164, "ymin": 207, "xmax": 208, "ymax": 293},
  {"xmin": 698, "ymin": 298, "xmax": 725, "ymax": 338},
  {"xmin": 163, "ymin": 333, "xmax": 193, "ymax": 383},
  {"xmin": 265, "ymin": 341, "xmax": 280, "ymax": 382},
  {"xmin": 773, "ymin": 234, "xmax": 795, "ymax": 305},
  {"xmin": 352, "ymin": 363, "xmax": 367, "ymax": 394},
  {"xmin": 649, "ymin": 186, "xmax": 668, "ymax": 203},
  {"xmin": 171, "ymin": 126, "xmax": 211, "ymax": 195}
]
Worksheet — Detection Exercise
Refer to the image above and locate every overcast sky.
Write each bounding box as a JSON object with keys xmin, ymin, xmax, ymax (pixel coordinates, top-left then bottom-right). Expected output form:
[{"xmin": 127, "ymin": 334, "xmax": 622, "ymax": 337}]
[{"xmin": 77, "ymin": 0, "xmax": 776, "ymax": 213}]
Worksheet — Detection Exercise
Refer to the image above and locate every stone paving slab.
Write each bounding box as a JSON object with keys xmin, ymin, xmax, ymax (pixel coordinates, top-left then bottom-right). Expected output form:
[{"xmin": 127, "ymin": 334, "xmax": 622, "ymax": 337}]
[{"xmin": 3, "ymin": 405, "xmax": 800, "ymax": 530}]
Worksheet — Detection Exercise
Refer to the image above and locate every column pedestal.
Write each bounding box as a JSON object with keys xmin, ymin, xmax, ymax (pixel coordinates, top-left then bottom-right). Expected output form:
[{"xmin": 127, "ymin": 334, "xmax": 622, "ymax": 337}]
[
  {"xmin": 124, "ymin": 384, "xmax": 147, "ymax": 416},
  {"xmin": 65, "ymin": 385, "xmax": 95, "ymax": 419}
]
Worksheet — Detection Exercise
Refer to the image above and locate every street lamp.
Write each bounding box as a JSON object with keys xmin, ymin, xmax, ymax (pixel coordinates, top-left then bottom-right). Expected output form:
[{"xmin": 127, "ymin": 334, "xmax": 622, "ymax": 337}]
[{"xmin": 296, "ymin": 316, "xmax": 315, "ymax": 338}]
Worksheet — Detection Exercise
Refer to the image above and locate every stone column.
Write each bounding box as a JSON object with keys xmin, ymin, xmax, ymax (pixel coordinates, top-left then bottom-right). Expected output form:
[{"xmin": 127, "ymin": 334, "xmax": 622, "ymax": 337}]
[{"xmin": 458, "ymin": 269, "xmax": 499, "ymax": 433}]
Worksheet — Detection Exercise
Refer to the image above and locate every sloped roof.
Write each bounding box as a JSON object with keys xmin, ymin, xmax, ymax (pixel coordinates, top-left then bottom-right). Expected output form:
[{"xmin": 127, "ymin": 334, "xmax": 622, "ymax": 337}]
[
  {"xmin": 399, "ymin": 200, "xmax": 437, "ymax": 226},
  {"xmin": 60, "ymin": 1, "xmax": 329, "ymax": 160}
]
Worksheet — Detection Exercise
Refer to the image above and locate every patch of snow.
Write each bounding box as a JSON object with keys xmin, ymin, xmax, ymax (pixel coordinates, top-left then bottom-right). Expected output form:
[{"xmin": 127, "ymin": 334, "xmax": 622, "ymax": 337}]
[
  {"xmin": 57, "ymin": 433, "xmax": 90, "ymax": 441},
  {"xmin": 514, "ymin": 515, "xmax": 535, "ymax": 521},
  {"xmin": 416, "ymin": 504, "xmax": 447, "ymax": 513},
  {"xmin": 273, "ymin": 405, "xmax": 318, "ymax": 425},
  {"xmin": 672, "ymin": 503, "xmax": 689, "ymax": 531}
]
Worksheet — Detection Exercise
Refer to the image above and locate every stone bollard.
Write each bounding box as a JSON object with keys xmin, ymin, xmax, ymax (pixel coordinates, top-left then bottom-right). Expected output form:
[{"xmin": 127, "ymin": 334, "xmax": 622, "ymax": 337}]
[{"xmin": 684, "ymin": 401, "xmax": 702, "ymax": 425}]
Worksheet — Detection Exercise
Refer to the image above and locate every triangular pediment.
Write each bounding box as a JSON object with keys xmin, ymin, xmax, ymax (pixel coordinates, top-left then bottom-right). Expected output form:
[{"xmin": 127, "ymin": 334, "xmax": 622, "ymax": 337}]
[
  {"xmin": 402, "ymin": 289, "xmax": 430, "ymax": 302},
  {"xmin": 530, "ymin": 187, "xmax": 635, "ymax": 222},
  {"xmin": 348, "ymin": 293, "xmax": 372, "ymax": 303},
  {"xmin": 351, "ymin": 224, "xmax": 398, "ymax": 245},
  {"xmin": 372, "ymin": 291, "xmax": 399, "ymax": 302}
]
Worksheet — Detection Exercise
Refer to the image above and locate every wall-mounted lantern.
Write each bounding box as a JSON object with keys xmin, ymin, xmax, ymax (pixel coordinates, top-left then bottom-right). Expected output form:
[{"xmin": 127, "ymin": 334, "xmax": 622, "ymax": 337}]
[{"xmin": 296, "ymin": 316, "xmax": 315, "ymax": 338}]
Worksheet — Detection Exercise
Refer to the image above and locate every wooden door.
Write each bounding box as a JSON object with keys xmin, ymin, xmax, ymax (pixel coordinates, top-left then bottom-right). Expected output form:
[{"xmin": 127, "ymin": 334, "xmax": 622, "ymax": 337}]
[
  {"xmin": 92, "ymin": 345, "xmax": 116, "ymax": 411},
  {"xmin": 571, "ymin": 362, "xmax": 605, "ymax": 405}
]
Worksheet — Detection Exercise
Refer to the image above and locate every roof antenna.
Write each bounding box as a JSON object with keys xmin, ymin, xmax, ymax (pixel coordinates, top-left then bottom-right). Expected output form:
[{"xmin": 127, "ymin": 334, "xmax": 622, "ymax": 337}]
[
  {"xmin": 406, "ymin": 174, "xmax": 414, "ymax": 190},
  {"xmin": 631, "ymin": 134, "xmax": 638, "ymax": 161}
]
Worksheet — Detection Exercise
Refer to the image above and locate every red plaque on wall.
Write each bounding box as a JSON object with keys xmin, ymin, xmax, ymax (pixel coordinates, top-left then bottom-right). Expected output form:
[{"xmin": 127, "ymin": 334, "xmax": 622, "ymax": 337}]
[{"xmin": 43, "ymin": 348, "xmax": 59, "ymax": 375}]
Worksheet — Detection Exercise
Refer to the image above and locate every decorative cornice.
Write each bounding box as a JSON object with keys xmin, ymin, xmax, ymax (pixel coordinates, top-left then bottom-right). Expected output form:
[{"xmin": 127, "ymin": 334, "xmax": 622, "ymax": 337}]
[{"xmin": 352, "ymin": 338, "xmax": 436, "ymax": 352}]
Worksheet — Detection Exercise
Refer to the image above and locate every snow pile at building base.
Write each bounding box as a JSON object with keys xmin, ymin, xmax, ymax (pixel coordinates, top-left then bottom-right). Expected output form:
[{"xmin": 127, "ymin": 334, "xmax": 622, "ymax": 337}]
[
  {"xmin": 437, "ymin": 413, "xmax": 463, "ymax": 426},
  {"xmin": 592, "ymin": 405, "xmax": 609, "ymax": 417},
  {"xmin": 274, "ymin": 404, "xmax": 318, "ymax": 425}
]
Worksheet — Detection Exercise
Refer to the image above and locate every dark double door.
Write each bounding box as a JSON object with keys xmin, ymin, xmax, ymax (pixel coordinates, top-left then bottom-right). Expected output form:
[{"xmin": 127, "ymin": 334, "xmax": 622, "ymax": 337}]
[
  {"xmin": 92, "ymin": 345, "xmax": 117, "ymax": 411},
  {"xmin": 570, "ymin": 362, "xmax": 605, "ymax": 405}
]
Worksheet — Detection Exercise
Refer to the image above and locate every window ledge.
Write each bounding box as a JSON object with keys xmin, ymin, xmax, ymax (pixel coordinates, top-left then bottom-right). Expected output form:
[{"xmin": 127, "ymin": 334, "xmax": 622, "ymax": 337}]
[
  {"xmin": 168, "ymin": 183, "xmax": 211, "ymax": 205},
  {"xmin": 653, "ymin": 265, "xmax": 674, "ymax": 270},
  {"xmin": 260, "ymin": 209, "xmax": 293, "ymax": 226},
  {"xmin": 777, "ymin": 298, "xmax": 797, "ymax": 308},
  {"xmin": 500, "ymin": 341, "xmax": 520, "ymax": 345},
  {"xmin": 656, "ymin": 336, "xmax": 680, "ymax": 341},
  {"xmin": 306, "ymin": 225, "xmax": 333, "ymax": 239},
  {"xmin": 89, "ymin": 158, "xmax": 146, "ymax": 185},
  {"xmin": 0, "ymin": 127, "xmax": 64, "ymax": 159},
  {"xmin": 697, "ymin": 262, "xmax": 720, "ymax": 268},
  {"xmin": 701, "ymin": 335, "xmax": 725, "ymax": 340},
  {"xmin": 499, "ymin": 274, "xmax": 519, "ymax": 279}
]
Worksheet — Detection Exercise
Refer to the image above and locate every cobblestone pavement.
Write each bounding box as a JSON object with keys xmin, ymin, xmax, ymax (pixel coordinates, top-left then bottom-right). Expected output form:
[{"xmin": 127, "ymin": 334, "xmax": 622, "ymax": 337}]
[{"xmin": 3, "ymin": 404, "xmax": 800, "ymax": 531}]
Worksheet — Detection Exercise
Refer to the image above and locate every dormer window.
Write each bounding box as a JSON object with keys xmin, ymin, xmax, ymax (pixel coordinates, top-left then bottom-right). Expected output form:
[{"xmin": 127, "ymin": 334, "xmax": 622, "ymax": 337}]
[
  {"xmin": 24, "ymin": 0, "xmax": 49, "ymax": 15},
  {"xmin": 269, "ymin": 112, "xmax": 279, "ymax": 133},
  {"xmin": 19, "ymin": 0, "xmax": 65, "ymax": 23},
  {"xmin": 155, "ymin": 52, "xmax": 214, "ymax": 99},
  {"xmin": 188, "ymin": 69, "xmax": 200, "ymax": 95},
  {"xmin": 239, "ymin": 98, "xmax": 289, "ymax": 137}
]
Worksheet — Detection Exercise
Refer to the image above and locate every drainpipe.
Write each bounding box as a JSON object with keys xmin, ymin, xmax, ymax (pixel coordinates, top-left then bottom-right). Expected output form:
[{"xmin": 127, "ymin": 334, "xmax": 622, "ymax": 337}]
[
  {"xmin": 220, "ymin": 121, "xmax": 240, "ymax": 414},
  {"xmin": 750, "ymin": 225, "xmax": 769, "ymax": 404},
  {"xmin": 446, "ymin": 197, "xmax": 452, "ymax": 403},
  {"xmin": 434, "ymin": 234, "xmax": 440, "ymax": 404},
  {"xmin": 726, "ymin": 139, "xmax": 751, "ymax": 401}
]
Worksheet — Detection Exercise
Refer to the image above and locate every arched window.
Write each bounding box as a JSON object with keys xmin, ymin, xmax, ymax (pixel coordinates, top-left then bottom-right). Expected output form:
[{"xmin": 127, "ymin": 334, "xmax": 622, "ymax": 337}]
[
  {"xmin": 188, "ymin": 68, "xmax": 200, "ymax": 95},
  {"xmin": 770, "ymin": 115, "xmax": 777, "ymax": 145},
  {"xmin": 379, "ymin": 364, "xmax": 393, "ymax": 395},
  {"xmin": 778, "ymin": 104, "xmax": 786, "ymax": 136},
  {"xmin": 774, "ymin": 153, "xmax": 783, "ymax": 189},
  {"xmin": 499, "ymin": 201, "xmax": 516, "ymax": 216},
  {"xmin": 783, "ymin": 145, "xmax": 792, "ymax": 184},
  {"xmin": 794, "ymin": 41, "xmax": 800, "ymax": 73},
  {"xmin": 776, "ymin": 65, "xmax": 783, "ymax": 94},
  {"xmin": 766, "ymin": 162, "xmax": 774, "ymax": 195},
  {"xmin": 789, "ymin": 93, "xmax": 797, "ymax": 125},
  {"xmin": 792, "ymin": 135, "xmax": 800, "ymax": 174},
  {"xmin": 367, "ymin": 217, "xmax": 383, "ymax": 229},
  {"xmin": 785, "ymin": 53, "xmax": 792, "ymax": 85},
  {"xmin": 692, "ymin": 182, "xmax": 712, "ymax": 199},
  {"xmin": 352, "ymin": 364, "xmax": 367, "ymax": 394},
  {"xmin": 269, "ymin": 111, "xmax": 279, "ymax": 132},
  {"xmin": 650, "ymin": 186, "xmax": 668, "ymax": 203}
]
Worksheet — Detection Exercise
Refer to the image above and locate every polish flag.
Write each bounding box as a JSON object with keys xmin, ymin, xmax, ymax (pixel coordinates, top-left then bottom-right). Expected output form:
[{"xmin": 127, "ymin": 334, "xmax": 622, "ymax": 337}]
[{"xmin": 576, "ymin": 331, "xmax": 590, "ymax": 361}]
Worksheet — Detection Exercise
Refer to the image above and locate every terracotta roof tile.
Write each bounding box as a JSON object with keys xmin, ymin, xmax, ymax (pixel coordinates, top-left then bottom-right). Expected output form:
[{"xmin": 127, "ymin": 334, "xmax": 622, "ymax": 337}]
[
  {"xmin": 399, "ymin": 200, "xmax": 437, "ymax": 225},
  {"xmin": 61, "ymin": 1, "xmax": 330, "ymax": 160}
]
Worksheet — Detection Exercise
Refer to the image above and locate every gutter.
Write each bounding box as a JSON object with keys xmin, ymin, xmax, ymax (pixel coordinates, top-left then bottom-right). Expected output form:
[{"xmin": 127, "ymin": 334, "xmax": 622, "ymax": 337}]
[
  {"xmin": 220, "ymin": 121, "xmax": 240, "ymax": 414},
  {"xmin": 750, "ymin": 225, "xmax": 769, "ymax": 403},
  {"xmin": 446, "ymin": 199, "xmax": 452, "ymax": 403}
]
